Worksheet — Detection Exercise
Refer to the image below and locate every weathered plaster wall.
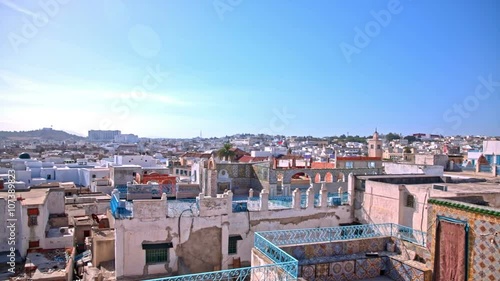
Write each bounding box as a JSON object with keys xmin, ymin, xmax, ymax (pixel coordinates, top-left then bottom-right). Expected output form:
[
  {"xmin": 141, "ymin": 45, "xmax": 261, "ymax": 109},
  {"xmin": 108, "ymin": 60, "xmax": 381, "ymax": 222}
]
[
  {"xmin": 115, "ymin": 197, "xmax": 353, "ymax": 279},
  {"xmin": 47, "ymin": 189, "xmax": 65, "ymax": 214},
  {"xmin": 115, "ymin": 215, "xmax": 225, "ymax": 278},
  {"xmin": 20, "ymin": 199, "xmax": 50, "ymax": 256},
  {"xmin": 176, "ymin": 227, "xmax": 222, "ymax": 275},
  {"xmin": 93, "ymin": 237, "xmax": 115, "ymax": 267},
  {"xmin": 356, "ymin": 180, "xmax": 401, "ymax": 226}
]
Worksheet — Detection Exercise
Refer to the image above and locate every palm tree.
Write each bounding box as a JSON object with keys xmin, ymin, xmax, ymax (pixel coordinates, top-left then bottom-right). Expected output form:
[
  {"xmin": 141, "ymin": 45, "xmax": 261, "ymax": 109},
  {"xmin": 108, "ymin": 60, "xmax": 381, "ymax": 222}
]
[{"xmin": 217, "ymin": 143, "xmax": 235, "ymax": 162}]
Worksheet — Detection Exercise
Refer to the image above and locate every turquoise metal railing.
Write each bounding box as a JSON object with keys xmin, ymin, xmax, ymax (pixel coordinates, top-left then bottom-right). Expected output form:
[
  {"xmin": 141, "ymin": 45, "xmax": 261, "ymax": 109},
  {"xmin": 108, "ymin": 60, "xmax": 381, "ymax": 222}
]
[
  {"xmin": 257, "ymin": 223, "xmax": 426, "ymax": 248},
  {"xmin": 144, "ymin": 263, "xmax": 297, "ymax": 281},
  {"xmin": 142, "ymin": 223, "xmax": 425, "ymax": 281},
  {"xmin": 254, "ymin": 233, "xmax": 298, "ymax": 271},
  {"xmin": 391, "ymin": 224, "xmax": 427, "ymax": 247}
]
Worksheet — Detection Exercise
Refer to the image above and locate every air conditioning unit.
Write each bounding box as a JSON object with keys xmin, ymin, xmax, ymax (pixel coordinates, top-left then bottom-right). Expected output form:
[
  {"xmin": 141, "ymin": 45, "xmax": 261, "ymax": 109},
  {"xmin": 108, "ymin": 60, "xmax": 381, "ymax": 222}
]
[{"xmin": 59, "ymin": 227, "xmax": 69, "ymax": 235}]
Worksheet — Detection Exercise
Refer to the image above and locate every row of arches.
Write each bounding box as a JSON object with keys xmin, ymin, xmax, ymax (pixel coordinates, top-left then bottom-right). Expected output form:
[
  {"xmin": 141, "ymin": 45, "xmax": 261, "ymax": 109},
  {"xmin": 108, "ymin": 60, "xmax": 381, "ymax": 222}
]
[{"xmin": 278, "ymin": 172, "xmax": 346, "ymax": 183}]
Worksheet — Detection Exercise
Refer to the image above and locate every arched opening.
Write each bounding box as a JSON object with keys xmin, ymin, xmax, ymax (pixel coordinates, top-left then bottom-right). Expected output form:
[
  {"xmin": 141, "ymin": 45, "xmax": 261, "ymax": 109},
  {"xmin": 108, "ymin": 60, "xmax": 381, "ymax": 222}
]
[
  {"xmin": 208, "ymin": 159, "xmax": 216, "ymax": 170},
  {"xmin": 336, "ymin": 172, "xmax": 345, "ymax": 182},
  {"xmin": 314, "ymin": 173, "xmax": 322, "ymax": 183},
  {"xmin": 276, "ymin": 172, "xmax": 284, "ymax": 195},
  {"xmin": 291, "ymin": 172, "xmax": 311, "ymax": 191},
  {"xmin": 277, "ymin": 172, "xmax": 284, "ymax": 182},
  {"xmin": 325, "ymin": 172, "xmax": 333, "ymax": 183}
]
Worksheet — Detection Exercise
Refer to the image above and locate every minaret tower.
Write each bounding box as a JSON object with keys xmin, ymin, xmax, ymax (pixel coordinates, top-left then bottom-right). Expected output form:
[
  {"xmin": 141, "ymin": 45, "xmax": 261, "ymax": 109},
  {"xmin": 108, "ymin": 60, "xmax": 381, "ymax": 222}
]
[{"xmin": 368, "ymin": 129, "xmax": 383, "ymax": 159}]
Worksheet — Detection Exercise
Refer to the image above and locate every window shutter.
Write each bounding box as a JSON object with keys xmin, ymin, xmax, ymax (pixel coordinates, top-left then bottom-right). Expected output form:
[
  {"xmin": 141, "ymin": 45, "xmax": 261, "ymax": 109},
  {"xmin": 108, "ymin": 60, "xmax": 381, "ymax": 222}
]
[{"xmin": 28, "ymin": 208, "xmax": 39, "ymax": 216}]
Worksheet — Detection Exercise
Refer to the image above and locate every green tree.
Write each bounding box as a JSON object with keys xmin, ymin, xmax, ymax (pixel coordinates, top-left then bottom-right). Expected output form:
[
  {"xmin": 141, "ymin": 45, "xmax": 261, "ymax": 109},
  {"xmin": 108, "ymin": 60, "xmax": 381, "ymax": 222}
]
[
  {"xmin": 217, "ymin": 143, "xmax": 235, "ymax": 161},
  {"xmin": 386, "ymin": 133, "xmax": 401, "ymax": 142},
  {"xmin": 404, "ymin": 135, "xmax": 418, "ymax": 143}
]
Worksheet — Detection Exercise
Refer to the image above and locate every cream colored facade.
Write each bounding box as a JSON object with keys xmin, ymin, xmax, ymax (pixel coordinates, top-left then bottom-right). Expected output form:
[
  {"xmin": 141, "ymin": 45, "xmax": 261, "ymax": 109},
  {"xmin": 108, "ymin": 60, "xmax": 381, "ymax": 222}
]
[{"xmin": 367, "ymin": 131, "xmax": 383, "ymax": 158}]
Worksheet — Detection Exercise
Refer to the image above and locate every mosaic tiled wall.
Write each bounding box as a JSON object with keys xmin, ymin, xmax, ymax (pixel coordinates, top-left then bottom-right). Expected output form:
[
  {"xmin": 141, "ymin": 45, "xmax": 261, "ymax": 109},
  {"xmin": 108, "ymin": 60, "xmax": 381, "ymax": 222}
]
[
  {"xmin": 282, "ymin": 237, "xmax": 391, "ymax": 260},
  {"xmin": 217, "ymin": 163, "xmax": 255, "ymax": 179},
  {"xmin": 299, "ymin": 258, "xmax": 382, "ymax": 281},
  {"xmin": 427, "ymin": 199, "xmax": 500, "ymax": 281},
  {"xmin": 283, "ymin": 238, "xmax": 430, "ymax": 281},
  {"xmin": 296, "ymin": 256, "xmax": 429, "ymax": 281}
]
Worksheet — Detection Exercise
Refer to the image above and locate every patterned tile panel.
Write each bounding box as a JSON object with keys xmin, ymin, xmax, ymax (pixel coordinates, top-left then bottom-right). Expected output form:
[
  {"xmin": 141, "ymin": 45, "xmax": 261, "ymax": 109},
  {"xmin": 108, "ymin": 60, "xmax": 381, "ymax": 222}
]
[
  {"xmin": 345, "ymin": 241, "xmax": 359, "ymax": 254},
  {"xmin": 427, "ymin": 203, "xmax": 500, "ymax": 281},
  {"xmin": 332, "ymin": 242, "xmax": 344, "ymax": 255},
  {"xmin": 292, "ymin": 245, "xmax": 306, "ymax": 260},
  {"xmin": 315, "ymin": 263, "xmax": 329, "ymax": 277},
  {"xmin": 302, "ymin": 265, "xmax": 315, "ymax": 280},
  {"xmin": 343, "ymin": 260, "xmax": 355, "ymax": 275},
  {"xmin": 329, "ymin": 262, "xmax": 343, "ymax": 278},
  {"xmin": 472, "ymin": 219, "xmax": 500, "ymax": 281}
]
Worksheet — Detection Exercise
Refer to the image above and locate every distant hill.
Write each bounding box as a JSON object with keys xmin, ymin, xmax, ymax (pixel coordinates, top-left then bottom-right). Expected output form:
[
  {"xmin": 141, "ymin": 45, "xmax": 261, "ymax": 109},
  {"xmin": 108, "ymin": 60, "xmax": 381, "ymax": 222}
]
[{"xmin": 0, "ymin": 129, "xmax": 85, "ymax": 141}]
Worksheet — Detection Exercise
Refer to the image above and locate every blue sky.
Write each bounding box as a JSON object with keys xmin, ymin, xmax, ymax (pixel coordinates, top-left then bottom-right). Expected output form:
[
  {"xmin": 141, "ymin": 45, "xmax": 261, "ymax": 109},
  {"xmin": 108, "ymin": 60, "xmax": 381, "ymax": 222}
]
[{"xmin": 0, "ymin": 0, "xmax": 498, "ymax": 138}]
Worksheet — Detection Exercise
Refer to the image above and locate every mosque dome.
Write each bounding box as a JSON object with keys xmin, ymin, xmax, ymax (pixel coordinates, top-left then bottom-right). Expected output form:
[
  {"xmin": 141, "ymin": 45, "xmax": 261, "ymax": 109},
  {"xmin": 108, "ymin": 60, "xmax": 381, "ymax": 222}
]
[{"xmin": 19, "ymin": 152, "xmax": 31, "ymax": 159}]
